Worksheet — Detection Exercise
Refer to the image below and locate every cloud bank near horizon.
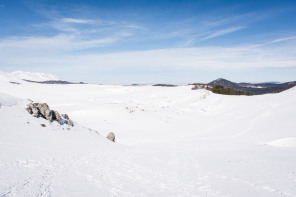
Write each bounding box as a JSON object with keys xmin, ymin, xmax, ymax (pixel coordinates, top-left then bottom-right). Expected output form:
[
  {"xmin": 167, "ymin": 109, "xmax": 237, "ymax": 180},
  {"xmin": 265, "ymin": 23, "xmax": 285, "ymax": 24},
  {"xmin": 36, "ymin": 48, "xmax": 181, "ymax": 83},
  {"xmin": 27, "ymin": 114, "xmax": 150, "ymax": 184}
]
[{"xmin": 1, "ymin": 35, "xmax": 296, "ymax": 70}]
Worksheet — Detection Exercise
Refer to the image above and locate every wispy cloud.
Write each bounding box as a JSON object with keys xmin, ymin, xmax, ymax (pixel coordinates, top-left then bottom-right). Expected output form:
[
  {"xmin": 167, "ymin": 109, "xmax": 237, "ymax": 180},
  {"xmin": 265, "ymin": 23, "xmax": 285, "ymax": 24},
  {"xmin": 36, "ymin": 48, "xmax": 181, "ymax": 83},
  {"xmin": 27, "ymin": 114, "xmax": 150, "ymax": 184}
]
[
  {"xmin": 203, "ymin": 13, "xmax": 253, "ymax": 27},
  {"xmin": 135, "ymin": 11, "xmax": 260, "ymax": 46},
  {"xmin": 1, "ymin": 35, "xmax": 295, "ymax": 73},
  {"xmin": 23, "ymin": 1, "xmax": 274, "ymax": 49},
  {"xmin": 267, "ymin": 36, "xmax": 296, "ymax": 44},
  {"xmin": 2, "ymin": 1, "xmax": 295, "ymax": 81},
  {"xmin": 61, "ymin": 18, "xmax": 94, "ymax": 24},
  {"xmin": 201, "ymin": 26, "xmax": 246, "ymax": 40},
  {"xmin": 125, "ymin": 24, "xmax": 145, "ymax": 30},
  {"xmin": 0, "ymin": 33, "xmax": 131, "ymax": 54}
]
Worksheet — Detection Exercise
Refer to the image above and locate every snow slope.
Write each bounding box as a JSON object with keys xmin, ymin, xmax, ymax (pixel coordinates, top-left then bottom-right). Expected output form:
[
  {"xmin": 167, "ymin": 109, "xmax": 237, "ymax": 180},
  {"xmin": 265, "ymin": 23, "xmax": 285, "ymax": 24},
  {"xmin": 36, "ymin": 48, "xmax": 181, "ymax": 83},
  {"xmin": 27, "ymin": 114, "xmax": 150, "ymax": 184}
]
[
  {"xmin": 0, "ymin": 92, "xmax": 20, "ymax": 107},
  {"xmin": 0, "ymin": 72, "xmax": 296, "ymax": 196}
]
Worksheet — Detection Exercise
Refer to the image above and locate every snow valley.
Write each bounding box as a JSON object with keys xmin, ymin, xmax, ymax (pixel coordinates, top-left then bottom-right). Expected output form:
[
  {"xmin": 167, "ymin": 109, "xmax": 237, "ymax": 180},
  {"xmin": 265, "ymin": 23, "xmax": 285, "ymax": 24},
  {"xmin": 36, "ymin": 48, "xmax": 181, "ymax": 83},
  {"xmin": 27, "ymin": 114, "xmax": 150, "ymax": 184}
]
[{"xmin": 0, "ymin": 71, "xmax": 296, "ymax": 197}]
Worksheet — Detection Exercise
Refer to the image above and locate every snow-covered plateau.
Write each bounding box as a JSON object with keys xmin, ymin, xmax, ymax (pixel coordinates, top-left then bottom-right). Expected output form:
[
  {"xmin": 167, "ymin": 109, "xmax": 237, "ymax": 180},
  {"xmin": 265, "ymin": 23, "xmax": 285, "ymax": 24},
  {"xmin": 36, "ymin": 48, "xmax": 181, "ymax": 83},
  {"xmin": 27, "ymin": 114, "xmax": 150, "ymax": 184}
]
[{"xmin": 0, "ymin": 71, "xmax": 295, "ymax": 197}]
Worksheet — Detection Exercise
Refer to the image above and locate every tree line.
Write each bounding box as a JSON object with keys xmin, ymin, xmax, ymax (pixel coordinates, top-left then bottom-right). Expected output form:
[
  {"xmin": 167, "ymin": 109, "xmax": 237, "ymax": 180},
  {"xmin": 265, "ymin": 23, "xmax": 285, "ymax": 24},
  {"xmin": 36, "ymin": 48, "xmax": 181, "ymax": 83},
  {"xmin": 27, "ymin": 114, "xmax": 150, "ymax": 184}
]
[{"xmin": 212, "ymin": 85, "xmax": 254, "ymax": 96}]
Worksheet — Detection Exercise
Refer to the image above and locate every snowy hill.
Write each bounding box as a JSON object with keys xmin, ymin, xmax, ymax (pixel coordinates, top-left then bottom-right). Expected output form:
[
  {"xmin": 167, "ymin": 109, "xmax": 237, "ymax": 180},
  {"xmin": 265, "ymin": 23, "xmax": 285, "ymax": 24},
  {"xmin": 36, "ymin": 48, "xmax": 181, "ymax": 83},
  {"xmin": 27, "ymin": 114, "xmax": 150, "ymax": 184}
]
[
  {"xmin": 208, "ymin": 78, "xmax": 296, "ymax": 94},
  {"xmin": 0, "ymin": 72, "xmax": 296, "ymax": 196},
  {"xmin": 0, "ymin": 92, "xmax": 125, "ymax": 196},
  {"xmin": 0, "ymin": 71, "xmax": 59, "ymax": 83}
]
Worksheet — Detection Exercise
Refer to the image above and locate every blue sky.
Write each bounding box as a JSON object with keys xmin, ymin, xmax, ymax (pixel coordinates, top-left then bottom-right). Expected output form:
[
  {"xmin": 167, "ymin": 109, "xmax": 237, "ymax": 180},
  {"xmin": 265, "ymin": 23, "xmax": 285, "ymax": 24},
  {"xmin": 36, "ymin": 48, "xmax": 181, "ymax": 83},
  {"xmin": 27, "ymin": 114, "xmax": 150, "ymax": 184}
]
[{"xmin": 0, "ymin": 0, "xmax": 296, "ymax": 83}]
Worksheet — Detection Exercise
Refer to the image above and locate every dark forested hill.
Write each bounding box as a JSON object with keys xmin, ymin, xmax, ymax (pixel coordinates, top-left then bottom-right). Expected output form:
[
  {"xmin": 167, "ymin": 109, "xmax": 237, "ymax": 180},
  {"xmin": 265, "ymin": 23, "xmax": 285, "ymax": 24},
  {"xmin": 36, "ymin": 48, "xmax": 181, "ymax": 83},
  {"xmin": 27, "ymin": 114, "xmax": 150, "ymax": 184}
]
[{"xmin": 207, "ymin": 78, "xmax": 296, "ymax": 95}]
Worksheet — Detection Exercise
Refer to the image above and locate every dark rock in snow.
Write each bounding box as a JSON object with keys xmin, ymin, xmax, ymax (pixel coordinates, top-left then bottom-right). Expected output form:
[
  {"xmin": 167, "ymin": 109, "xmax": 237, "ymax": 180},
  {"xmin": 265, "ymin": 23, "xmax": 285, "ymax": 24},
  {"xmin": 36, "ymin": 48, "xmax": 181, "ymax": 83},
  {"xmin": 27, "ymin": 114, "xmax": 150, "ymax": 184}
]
[
  {"xmin": 41, "ymin": 124, "xmax": 46, "ymax": 127},
  {"xmin": 26, "ymin": 104, "xmax": 33, "ymax": 114},
  {"xmin": 61, "ymin": 114, "xmax": 69, "ymax": 120},
  {"xmin": 61, "ymin": 114, "xmax": 73, "ymax": 125},
  {"xmin": 26, "ymin": 103, "xmax": 74, "ymax": 126},
  {"xmin": 68, "ymin": 119, "xmax": 74, "ymax": 127},
  {"xmin": 53, "ymin": 110, "xmax": 62, "ymax": 125},
  {"xmin": 45, "ymin": 109, "xmax": 53, "ymax": 122},
  {"xmin": 28, "ymin": 103, "xmax": 40, "ymax": 117},
  {"xmin": 107, "ymin": 132, "xmax": 115, "ymax": 142},
  {"xmin": 36, "ymin": 103, "xmax": 50, "ymax": 117}
]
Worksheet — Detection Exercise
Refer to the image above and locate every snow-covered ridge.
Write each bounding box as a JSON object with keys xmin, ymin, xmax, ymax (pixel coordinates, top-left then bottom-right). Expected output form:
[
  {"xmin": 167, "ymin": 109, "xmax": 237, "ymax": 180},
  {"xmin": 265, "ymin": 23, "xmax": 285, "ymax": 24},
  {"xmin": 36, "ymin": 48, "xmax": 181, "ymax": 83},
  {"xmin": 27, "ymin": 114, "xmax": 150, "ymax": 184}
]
[{"xmin": 0, "ymin": 71, "xmax": 60, "ymax": 83}]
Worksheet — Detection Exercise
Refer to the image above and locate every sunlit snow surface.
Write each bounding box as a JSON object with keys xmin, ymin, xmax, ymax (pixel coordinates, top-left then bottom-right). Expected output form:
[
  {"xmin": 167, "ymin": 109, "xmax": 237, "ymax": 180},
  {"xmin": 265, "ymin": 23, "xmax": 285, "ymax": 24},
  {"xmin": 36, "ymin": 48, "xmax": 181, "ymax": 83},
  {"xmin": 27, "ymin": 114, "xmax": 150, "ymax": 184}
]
[{"xmin": 0, "ymin": 73, "xmax": 295, "ymax": 196}]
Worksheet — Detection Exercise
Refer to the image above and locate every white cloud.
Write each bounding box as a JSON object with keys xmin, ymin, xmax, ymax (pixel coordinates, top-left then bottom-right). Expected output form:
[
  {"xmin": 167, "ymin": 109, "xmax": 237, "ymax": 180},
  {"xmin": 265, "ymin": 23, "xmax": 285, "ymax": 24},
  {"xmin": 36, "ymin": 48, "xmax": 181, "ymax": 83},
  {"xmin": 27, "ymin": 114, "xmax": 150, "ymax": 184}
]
[
  {"xmin": 267, "ymin": 36, "xmax": 296, "ymax": 44},
  {"xmin": 202, "ymin": 26, "xmax": 246, "ymax": 40},
  {"xmin": 61, "ymin": 18, "xmax": 94, "ymax": 24},
  {"xmin": 68, "ymin": 46, "xmax": 296, "ymax": 70},
  {"xmin": 0, "ymin": 35, "xmax": 295, "ymax": 73},
  {"xmin": 0, "ymin": 33, "xmax": 131, "ymax": 56},
  {"xmin": 203, "ymin": 13, "xmax": 252, "ymax": 27},
  {"xmin": 125, "ymin": 25, "xmax": 145, "ymax": 30}
]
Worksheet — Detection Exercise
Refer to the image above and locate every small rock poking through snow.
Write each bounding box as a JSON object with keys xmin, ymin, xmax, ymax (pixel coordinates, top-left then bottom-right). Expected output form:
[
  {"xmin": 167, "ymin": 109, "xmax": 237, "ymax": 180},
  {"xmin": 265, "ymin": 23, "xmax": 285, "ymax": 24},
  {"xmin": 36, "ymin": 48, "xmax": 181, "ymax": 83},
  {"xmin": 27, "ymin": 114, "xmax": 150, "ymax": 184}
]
[
  {"xmin": 26, "ymin": 102, "xmax": 74, "ymax": 126},
  {"xmin": 107, "ymin": 132, "xmax": 116, "ymax": 142}
]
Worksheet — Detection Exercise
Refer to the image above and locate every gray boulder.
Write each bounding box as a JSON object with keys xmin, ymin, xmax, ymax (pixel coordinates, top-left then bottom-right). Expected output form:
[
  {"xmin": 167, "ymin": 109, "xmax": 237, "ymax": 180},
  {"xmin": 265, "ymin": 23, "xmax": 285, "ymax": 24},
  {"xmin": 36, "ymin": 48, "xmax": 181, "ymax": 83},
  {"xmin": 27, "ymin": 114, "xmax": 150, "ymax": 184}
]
[
  {"xmin": 45, "ymin": 109, "xmax": 53, "ymax": 122},
  {"xmin": 61, "ymin": 114, "xmax": 73, "ymax": 126},
  {"xmin": 52, "ymin": 110, "xmax": 62, "ymax": 125},
  {"xmin": 26, "ymin": 103, "xmax": 74, "ymax": 127},
  {"xmin": 30, "ymin": 104, "xmax": 40, "ymax": 117},
  {"xmin": 26, "ymin": 104, "xmax": 33, "ymax": 114},
  {"xmin": 61, "ymin": 114, "xmax": 69, "ymax": 120},
  {"xmin": 36, "ymin": 103, "xmax": 49, "ymax": 118},
  {"xmin": 68, "ymin": 119, "xmax": 74, "ymax": 127},
  {"xmin": 107, "ymin": 132, "xmax": 115, "ymax": 142}
]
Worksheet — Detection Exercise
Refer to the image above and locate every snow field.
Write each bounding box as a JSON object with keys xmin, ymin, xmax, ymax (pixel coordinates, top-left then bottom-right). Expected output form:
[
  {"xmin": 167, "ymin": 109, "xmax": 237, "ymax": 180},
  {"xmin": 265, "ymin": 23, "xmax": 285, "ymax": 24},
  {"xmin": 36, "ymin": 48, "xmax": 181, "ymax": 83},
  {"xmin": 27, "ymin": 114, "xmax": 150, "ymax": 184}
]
[{"xmin": 0, "ymin": 73, "xmax": 296, "ymax": 196}]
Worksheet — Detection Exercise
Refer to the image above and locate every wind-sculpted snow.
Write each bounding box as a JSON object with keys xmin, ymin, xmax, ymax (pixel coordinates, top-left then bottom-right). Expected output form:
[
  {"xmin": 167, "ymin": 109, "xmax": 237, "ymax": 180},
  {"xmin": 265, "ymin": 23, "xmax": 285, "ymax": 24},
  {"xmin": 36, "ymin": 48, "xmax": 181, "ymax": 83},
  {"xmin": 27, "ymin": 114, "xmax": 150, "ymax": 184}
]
[{"xmin": 0, "ymin": 74, "xmax": 296, "ymax": 196}]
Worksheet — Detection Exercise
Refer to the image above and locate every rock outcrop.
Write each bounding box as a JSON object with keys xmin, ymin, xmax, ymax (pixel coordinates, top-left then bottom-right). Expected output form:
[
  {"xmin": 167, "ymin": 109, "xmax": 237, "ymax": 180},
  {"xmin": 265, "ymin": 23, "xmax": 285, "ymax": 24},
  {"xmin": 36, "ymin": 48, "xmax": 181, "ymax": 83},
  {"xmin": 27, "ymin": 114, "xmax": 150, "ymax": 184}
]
[
  {"xmin": 61, "ymin": 113, "xmax": 74, "ymax": 126},
  {"xmin": 61, "ymin": 114, "xmax": 69, "ymax": 120},
  {"xmin": 26, "ymin": 103, "xmax": 74, "ymax": 126},
  {"xmin": 107, "ymin": 132, "xmax": 115, "ymax": 142}
]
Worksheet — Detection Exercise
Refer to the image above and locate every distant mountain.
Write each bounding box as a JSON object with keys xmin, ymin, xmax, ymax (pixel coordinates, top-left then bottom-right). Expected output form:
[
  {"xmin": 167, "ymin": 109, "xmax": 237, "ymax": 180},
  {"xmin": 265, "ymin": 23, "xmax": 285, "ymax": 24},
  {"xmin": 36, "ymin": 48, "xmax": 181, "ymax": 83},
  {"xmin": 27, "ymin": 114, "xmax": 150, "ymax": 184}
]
[
  {"xmin": 152, "ymin": 84, "xmax": 177, "ymax": 87},
  {"xmin": 208, "ymin": 78, "xmax": 296, "ymax": 94},
  {"xmin": 0, "ymin": 71, "xmax": 59, "ymax": 83},
  {"xmin": 0, "ymin": 71, "xmax": 85, "ymax": 85},
  {"xmin": 10, "ymin": 71, "xmax": 59, "ymax": 81},
  {"xmin": 22, "ymin": 79, "xmax": 85, "ymax": 84},
  {"xmin": 208, "ymin": 78, "xmax": 237, "ymax": 88}
]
